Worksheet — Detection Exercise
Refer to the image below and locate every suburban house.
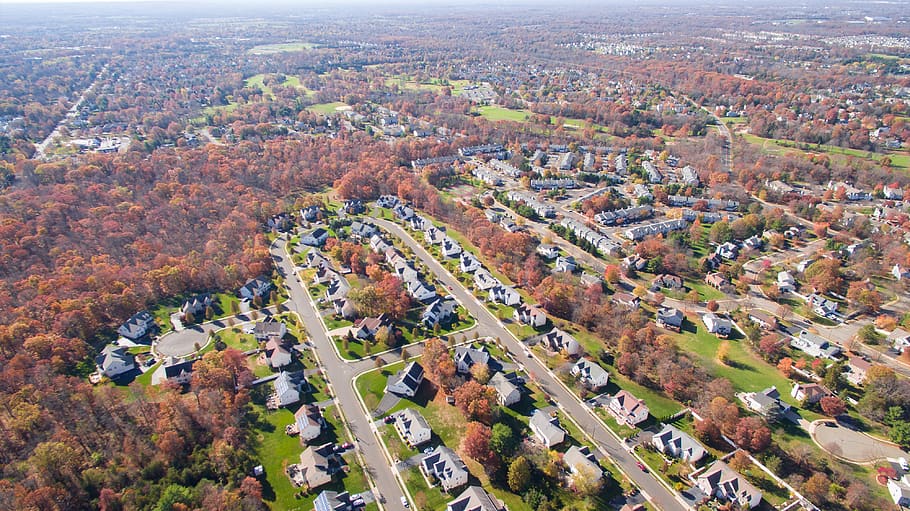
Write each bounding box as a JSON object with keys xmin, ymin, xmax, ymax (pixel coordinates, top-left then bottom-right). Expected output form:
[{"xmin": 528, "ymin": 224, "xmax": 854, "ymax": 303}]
[
  {"xmin": 268, "ymin": 212, "xmax": 292, "ymax": 232},
  {"xmin": 651, "ymin": 424, "xmax": 707, "ymax": 464},
  {"xmin": 181, "ymin": 294, "xmax": 212, "ymax": 318},
  {"xmin": 151, "ymin": 357, "xmax": 196, "ymax": 386},
  {"xmin": 888, "ymin": 328, "xmax": 910, "ymax": 354},
  {"xmin": 473, "ymin": 269, "xmax": 500, "ymax": 291},
  {"xmin": 715, "ymin": 242, "xmax": 739, "ymax": 260},
  {"xmin": 385, "ymin": 361, "xmax": 425, "ymax": 397},
  {"xmin": 409, "ymin": 215, "xmax": 429, "ymax": 231},
  {"xmin": 265, "ymin": 337, "xmax": 293, "ymax": 368},
  {"xmin": 743, "ymin": 235, "xmax": 763, "ymax": 251},
  {"xmin": 748, "ymin": 310, "xmax": 778, "ymax": 331},
  {"xmin": 349, "ymin": 221, "xmax": 376, "ymax": 240},
  {"xmin": 777, "ymin": 271, "xmax": 796, "ymax": 293},
  {"xmin": 446, "ymin": 486, "xmax": 506, "ymax": 511},
  {"xmin": 394, "ymin": 408, "xmax": 432, "ymax": 447},
  {"xmin": 454, "ymin": 346, "xmax": 491, "ymax": 374},
  {"xmin": 740, "ymin": 387, "xmax": 790, "ymax": 419},
  {"xmin": 118, "ymin": 310, "xmax": 155, "ymax": 341},
  {"xmin": 651, "ymin": 273, "xmax": 684, "ymax": 290},
  {"xmin": 442, "ymin": 238, "xmax": 463, "ymax": 258},
  {"xmin": 883, "ymin": 184, "xmax": 905, "ymax": 200},
  {"xmin": 846, "ymin": 355, "xmax": 873, "ymax": 386},
  {"xmin": 295, "ymin": 404, "xmax": 326, "ymax": 444},
  {"xmin": 611, "ymin": 293, "xmax": 640, "ymax": 310},
  {"xmin": 95, "ymin": 345, "xmax": 136, "ymax": 378},
  {"xmin": 696, "ymin": 460, "xmax": 762, "ymax": 509},
  {"xmin": 376, "ymin": 195, "xmax": 400, "ymax": 209},
  {"xmin": 370, "ymin": 234, "xmax": 392, "ymax": 254},
  {"xmin": 537, "ymin": 244, "xmax": 560, "ymax": 260},
  {"xmin": 325, "ymin": 277, "xmax": 351, "ymax": 302},
  {"xmin": 791, "ymin": 383, "xmax": 832, "ymax": 404},
  {"xmin": 239, "ymin": 276, "xmax": 272, "ymax": 301},
  {"xmin": 513, "ymin": 304, "xmax": 547, "ymax": 327},
  {"xmin": 314, "ymin": 266, "xmax": 340, "ymax": 285},
  {"xmin": 253, "ymin": 319, "xmax": 287, "ymax": 341},
  {"xmin": 459, "ymin": 252, "xmax": 482, "ymax": 273},
  {"xmin": 622, "ymin": 255, "xmax": 647, "ymax": 272},
  {"xmin": 425, "ymin": 227, "xmax": 445, "ymax": 245},
  {"xmin": 807, "ymin": 293, "xmax": 839, "ymax": 318},
  {"xmin": 571, "ymin": 358, "xmax": 610, "ymax": 390},
  {"xmin": 888, "ymin": 475, "xmax": 910, "ymax": 507},
  {"xmin": 271, "ymin": 372, "xmax": 303, "ymax": 408},
  {"xmin": 554, "ymin": 256, "xmax": 577, "ymax": 273},
  {"xmin": 705, "ymin": 272, "xmax": 728, "ymax": 290},
  {"xmin": 343, "ymin": 199, "xmax": 366, "ymax": 215},
  {"xmin": 421, "ymin": 446, "xmax": 469, "ymax": 492},
  {"xmin": 702, "ymin": 313, "xmax": 732, "ymax": 338},
  {"xmin": 300, "ymin": 205, "xmax": 321, "ymax": 223},
  {"xmin": 393, "ymin": 204, "xmax": 415, "ymax": 220},
  {"xmin": 301, "ymin": 228, "xmax": 330, "ymax": 247},
  {"xmin": 488, "ymin": 285, "xmax": 520, "ymax": 306},
  {"xmin": 313, "ymin": 490, "xmax": 354, "ymax": 511},
  {"xmin": 306, "ymin": 251, "xmax": 331, "ymax": 270},
  {"xmin": 608, "ymin": 389, "xmax": 650, "ymax": 426},
  {"xmin": 406, "ymin": 279, "xmax": 437, "ymax": 302},
  {"xmin": 656, "ymin": 307, "xmax": 684, "ymax": 332},
  {"xmin": 333, "ymin": 298, "xmax": 356, "ymax": 319},
  {"xmin": 529, "ymin": 409, "xmax": 566, "ymax": 448},
  {"xmin": 790, "ymin": 330, "xmax": 842, "ymax": 360},
  {"xmin": 539, "ymin": 328, "xmax": 582, "ymax": 357},
  {"xmin": 564, "ymin": 445, "xmax": 603, "ymax": 482},
  {"xmin": 289, "ymin": 443, "xmax": 341, "ymax": 490},
  {"xmin": 353, "ymin": 314, "xmax": 391, "ymax": 339},
  {"xmin": 488, "ymin": 372, "xmax": 521, "ymax": 407},
  {"xmin": 422, "ymin": 297, "xmax": 457, "ymax": 328}
]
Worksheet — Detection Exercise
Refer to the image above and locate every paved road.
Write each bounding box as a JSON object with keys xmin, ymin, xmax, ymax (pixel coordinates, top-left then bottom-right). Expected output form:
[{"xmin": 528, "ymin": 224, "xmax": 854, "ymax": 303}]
[
  {"xmin": 271, "ymin": 238, "xmax": 407, "ymax": 511},
  {"xmin": 811, "ymin": 420, "xmax": 908, "ymax": 464},
  {"xmin": 372, "ymin": 218, "xmax": 689, "ymax": 511},
  {"xmin": 154, "ymin": 306, "xmax": 278, "ymax": 358},
  {"xmin": 33, "ymin": 65, "xmax": 109, "ymax": 160}
]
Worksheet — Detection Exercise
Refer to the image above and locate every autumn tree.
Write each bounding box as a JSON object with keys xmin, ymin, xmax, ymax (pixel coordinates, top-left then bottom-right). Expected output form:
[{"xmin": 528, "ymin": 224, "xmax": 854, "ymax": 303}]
[
  {"xmin": 820, "ymin": 396, "xmax": 847, "ymax": 417},
  {"xmin": 454, "ymin": 380, "xmax": 498, "ymax": 424},
  {"xmin": 507, "ymin": 456, "xmax": 531, "ymax": 493},
  {"xmin": 470, "ymin": 362, "xmax": 491, "ymax": 384},
  {"xmin": 734, "ymin": 417, "xmax": 771, "ymax": 452},
  {"xmin": 461, "ymin": 421, "xmax": 498, "ymax": 472},
  {"xmin": 422, "ymin": 338, "xmax": 457, "ymax": 392}
]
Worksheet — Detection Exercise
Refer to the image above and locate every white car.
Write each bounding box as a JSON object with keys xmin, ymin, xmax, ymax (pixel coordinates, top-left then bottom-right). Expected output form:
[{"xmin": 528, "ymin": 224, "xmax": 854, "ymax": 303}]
[{"xmin": 401, "ymin": 496, "xmax": 409, "ymax": 508}]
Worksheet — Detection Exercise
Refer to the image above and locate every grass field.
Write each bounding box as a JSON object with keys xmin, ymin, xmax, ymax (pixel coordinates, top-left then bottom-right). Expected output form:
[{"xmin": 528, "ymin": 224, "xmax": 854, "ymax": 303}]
[
  {"xmin": 307, "ymin": 102, "xmax": 349, "ymax": 115},
  {"xmin": 740, "ymin": 132, "xmax": 910, "ymax": 171},
  {"xmin": 475, "ymin": 105, "xmax": 534, "ymax": 122},
  {"xmin": 249, "ymin": 42, "xmax": 318, "ymax": 55}
]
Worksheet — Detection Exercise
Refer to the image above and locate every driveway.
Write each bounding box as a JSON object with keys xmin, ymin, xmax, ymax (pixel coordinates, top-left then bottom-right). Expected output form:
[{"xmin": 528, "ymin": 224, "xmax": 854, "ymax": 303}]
[{"xmin": 811, "ymin": 420, "xmax": 909, "ymax": 463}]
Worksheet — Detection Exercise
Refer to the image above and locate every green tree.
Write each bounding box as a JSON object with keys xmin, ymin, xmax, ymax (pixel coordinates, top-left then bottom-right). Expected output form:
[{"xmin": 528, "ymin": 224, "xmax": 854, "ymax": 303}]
[
  {"xmin": 507, "ymin": 456, "xmax": 531, "ymax": 493},
  {"xmin": 490, "ymin": 423, "xmax": 517, "ymax": 457},
  {"xmin": 890, "ymin": 422, "xmax": 910, "ymax": 449}
]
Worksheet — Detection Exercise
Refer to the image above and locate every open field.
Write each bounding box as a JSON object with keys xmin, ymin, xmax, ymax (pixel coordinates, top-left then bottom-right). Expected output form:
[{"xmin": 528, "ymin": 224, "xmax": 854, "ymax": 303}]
[
  {"xmin": 307, "ymin": 102, "xmax": 349, "ymax": 115},
  {"xmin": 249, "ymin": 42, "xmax": 318, "ymax": 55},
  {"xmin": 740, "ymin": 132, "xmax": 910, "ymax": 171}
]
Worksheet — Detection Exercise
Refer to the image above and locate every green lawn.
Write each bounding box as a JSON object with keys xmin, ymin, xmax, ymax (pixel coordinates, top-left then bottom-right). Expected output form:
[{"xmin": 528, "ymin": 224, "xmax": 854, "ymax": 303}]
[
  {"xmin": 475, "ymin": 105, "xmax": 534, "ymax": 122},
  {"xmin": 602, "ymin": 368, "xmax": 683, "ymax": 419},
  {"xmin": 134, "ymin": 361, "xmax": 161, "ymax": 386},
  {"xmin": 740, "ymin": 132, "xmax": 910, "ymax": 171},
  {"xmin": 307, "ymin": 102, "xmax": 348, "ymax": 115},
  {"xmin": 355, "ymin": 362, "xmax": 405, "ymax": 411},
  {"xmin": 249, "ymin": 42, "xmax": 318, "ymax": 55}
]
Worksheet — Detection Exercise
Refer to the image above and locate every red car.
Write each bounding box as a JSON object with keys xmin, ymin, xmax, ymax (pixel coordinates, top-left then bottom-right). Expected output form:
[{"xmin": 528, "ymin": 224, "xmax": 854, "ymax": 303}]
[{"xmin": 636, "ymin": 461, "xmax": 647, "ymax": 472}]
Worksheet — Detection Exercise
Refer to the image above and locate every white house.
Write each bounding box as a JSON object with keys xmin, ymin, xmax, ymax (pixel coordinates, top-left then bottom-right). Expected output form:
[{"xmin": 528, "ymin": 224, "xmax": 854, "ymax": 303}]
[
  {"xmin": 571, "ymin": 358, "xmax": 610, "ymax": 390},
  {"xmin": 118, "ymin": 311, "xmax": 155, "ymax": 341},
  {"xmin": 608, "ymin": 389, "xmax": 649, "ymax": 426},
  {"xmin": 295, "ymin": 404, "xmax": 325, "ymax": 444},
  {"xmin": 888, "ymin": 328, "xmax": 910, "ymax": 354},
  {"xmin": 473, "ymin": 269, "xmax": 500, "ymax": 291},
  {"xmin": 459, "ymin": 252, "xmax": 482, "ymax": 273},
  {"xmin": 791, "ymin": 382, "xmax": 832, "ymax": 404},
  {"xmin": 446, "ymin": 487, "xmax": 505, "ymax": 511},
  {"xmin": 385, "ymin": 361, "xmax": 424, "ymax": 398},
  {"xmin": 422, "ymin": 298, "xmax": 457, "ymax": 328},
  {"xmin": 777, "ymin": 271, "xmax": 796, "ymax": 293},
  {"xmin": 513, "ymin": 304, "xmax": 547, "ymax": 327},
  {"xmin": 529, "ymin": 410, "xmax": 566, "ymax": 448},
  {"xmin": 696, "ymin": 460, "xmax": 762, "ymax": 509},
  {"xmin": 272, "ymin": 372, "xmax": 302, "ymax": 407},
  {"xmin": 488, "ymin": 372, "xmax": 521, "ymax": 407},
  {"xmin": 888, "ymin": 475, "xmax": 910, "ymax": 507},
  {"xmin": 539, "ymin": 328, "xmax": 581, "ymax": 357},
  {"xmin": 564, "ymin": 445, "xmax": 603, "ymax": 482},
  {"xmin": 536, "ymin": 244, "xmax": 559, "ymax": 260},
  {"xmin": 301, "ymin": 228, "xmax": 330, "ymax": 247},
  {"xmin": 394, "ymin": 408, "xmax": 432, "ymax": 447},
  {"xmin": 740, "ymin": 387, "xmax": 790, "ymax": 418},
  {"xmin": 442, "ymin": 238, "xmax": 463, "ymax": 258},
  {"xmin": 421, "ymin": 446, "xmax": 469, "ymax": 492},
  {"xmin": 488, "ymin": 285, "xmax": 520, "ymax": 306},
  {"xmin": 554, "ymin": 256, "xmax": 577, "ymax": 273},
  {"xmin": 454, "ymin": 345, "xmax": 490, "ymax": 374},
  {"xmin": 651, "ymin": 424, "xmax": 706, "ymax": 464},
  {"xmin": 425, "ymin": 227, "xmax": 445, "ymax": 245},
  {"xmin": 790, "ymin": 330, "xmax": 841, "ymax": 359},
  {"xmin": 253, "ymin": 319, "xmax": 287, "ymax": 341},
  {"xmin": 407, "ymin": 279, "xmax": 437, "ymax": 302},
  {"xmin": 95, "ymin": 345, "xmax": 136, "ymax": 378},
  {"xmin": 239, "ymin": 276, "xmax": 272, "ymax": 301},
  {"xmin": 894, "ymin": 264, "xmax": 910, "ymax": 281},
  {"xmin": 702, "ymin": 313, "xmax": 732, "ymax": 338}
]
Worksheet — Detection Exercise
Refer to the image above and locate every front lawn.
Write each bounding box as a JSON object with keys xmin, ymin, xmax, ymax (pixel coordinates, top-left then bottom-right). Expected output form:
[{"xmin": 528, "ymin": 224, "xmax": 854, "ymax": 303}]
[{"xmin": 356, "ymin": 361, "xmax": 405, "ymax": 411}]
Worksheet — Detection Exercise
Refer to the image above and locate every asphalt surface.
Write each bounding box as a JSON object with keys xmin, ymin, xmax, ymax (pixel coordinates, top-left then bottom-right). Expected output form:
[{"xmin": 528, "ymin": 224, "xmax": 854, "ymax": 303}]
[{"xmin": 371, "ymin": 218, "xmax": 689, "ymax": 511}]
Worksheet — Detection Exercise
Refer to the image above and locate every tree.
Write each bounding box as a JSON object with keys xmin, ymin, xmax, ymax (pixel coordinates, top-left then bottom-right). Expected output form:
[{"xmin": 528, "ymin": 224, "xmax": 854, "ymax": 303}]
[
  {"xmin": 694, "ymin": 418, "xmax": 722, "ymax": 446},
  {"xmin": 716, "ymin": 340, "xmax": 730, "ymax": 365},
  {"xmin": 507, "ymin": 456, "xmax": 531, "ymax": 493},
  {"xmin": 889, "ymin": 422, "xmax": 910, "ymax": 449},
  {"xmin": 734, "ymin": 417, "xmax": 771, "ymax": 452},
  {"xmin": 706, "ymin": 300, "xmax": 719, "ymax": 312},
  {"xmin": 729, "ymin": 450, "xmax": 752, "ymax": 472},
  {"xmin": 490, "ymin": 423, "xmax": 517, "ymax": 457},
  {"xmin": 777, "ymin": 357, "xmax": 794, "ymax": 377},
  {"xmin": 454, "ymin": 381, "xmax": 498, "ymax": 424},
  {"xmin": 461, "ymin": 422, "xmax": 498, "ymax": 471},
  {"xmin": 375, "ymin": 326, "xmax": 392, "ymax": 349},
  {"xmin": 470, "ymin": 362, "xmax": 491, "ymax": 384},
  {"xmin": 422, "ymin": 338, "xmax": 456, "ymax": 391},
  {"xmin": 571, "ymin": 463, "xmax": 604, "ymax": 496},
  {"xmin": 820, "ymin": 396, "xmax": 847, "ymax": 417},
  {"xmin": 802, "ymin": 472, "xmax": 831, "ymax": 505}
]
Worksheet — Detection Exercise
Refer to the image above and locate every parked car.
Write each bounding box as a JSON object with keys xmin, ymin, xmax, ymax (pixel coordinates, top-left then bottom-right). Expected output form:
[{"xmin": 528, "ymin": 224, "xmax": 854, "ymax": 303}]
[
  {"xmin": 636, "ymin": 461, "xmax": 647, "ymax": 472},
  {"xmin": 401, "ymin": 496, "xmax": 409, "ymax": 508},
  {"xmin": 351, "ymin": 498, "xmax": 365, "ymax": 507},
  {"xmin": 341, "ymin": 442, "xmax": 353, "ymax": 450}
]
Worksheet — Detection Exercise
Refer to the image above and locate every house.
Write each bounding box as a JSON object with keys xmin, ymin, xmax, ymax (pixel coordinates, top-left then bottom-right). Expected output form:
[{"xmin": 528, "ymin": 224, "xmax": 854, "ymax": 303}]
[
  {"xmin": 893, "ymin": 264, "xmax": 910, "ymax": 281},
  {"xmin": 265, "ymin": 337, "xmax": 293, "ymax": 368},
  {"xmin": 612, "ymin": 292, "xmax": 641, "ymax": 310},
  {"xmin": 656, "ymin": 307, "xmax": 684, "ymax": 332},
  {"xmin": 376, "ymin": 195, "xmax": 400, "ymax": 209},
  {"xmin": 313, "ymin": 266, "xmax": 339, "ymax": 285},
  {"xmin": 253, "ymin": 319, "xmax": 287, "ymax": 341},
  {"xmin": 333, "ymin": 298, "xmax": 356, "ymax": 319},
  {"xmin": 407, "ymin": 279, "xmax": 437, "ymax": 302},
  {"xmin": 777, "ymin": 271, "xmax": 796, "ymax": 293},
  {"xmin": 571, "ymin": 358, "xmax": 610, "ymax": 390},
  {"xmin": 651, "ymin": 274, "xmax": 684, "ymax": 290},
  {"xmin": 484, "ymin": 209, "xmax": 502, "ymax": 223},
  {"xmin": 608, "ymin": 389, "xmax": 649, "ymax": 426},
  {"xmin": 846, "ymin": 355, "xmax": 872, "ymax": 386},
  {"xmin": 391, "ymin": 258, "xmax": 420, "ymax": 284},
  {"xmin": 888, "ymin": 328, "xmax": 910, "ymax": 354},
  {"xmin": 239, "ymin": 276, "xmax": 272, "ymax": 301},
  {"xmin": 887, "ymin": 475, "xmax": 910, "ymax": 507},
  {"xmin": 537, "ymin": 244, "xmax": 560, "ymax": 260},
  {"xmin": 702, "ymin": 313, "xmax": 732, "ymax": 337},
  {"xmin": 790, "ymin": 330, "xmax": 841, "ymax": 359},
  {"xmin": 422, "ymin": 297, "xmax": 457, "ymax": 328},
  {"xmin": 181, "ymin": 294, "xmax": 212, "ymax": 318},
  {"xmin": 791, "ymin": 382, "xmax": 832, "ymax": 404},
  {"xmin": 488, "ymin": 285, "xmax": 520, "ymax": 306},
  {"xmin": 300, "ymin": 205, "xmax": 321, "ymax": 223},
  {"xmin": 554, "ymin": 256, "xmax": 577, "ymax": 273},
  {"xmin": 268, "ymin": 212, "xmax": 293, "ymax": 232},
  {"xmin": 459, "ymin": 252, "xmax": 482, "ymax": 273},
  {"xmin": 118, "ymin": 311, "xmax": 155, "ymax": 341},
  {"xmin": 425, "ymin": 227, "xmax": 445, "ymax": 245},
  {"xmin": 442, "ymin": 238, "xmax": 463, "ymax": 258},
  {"xmin": 394, "ymin": 408, "xmax": 432, "ymax": 447},
  {"xmin": 748, "ymin": 310, "xmax": 778, "ymax": 331},
  {"xmin": 306, "ymin": 251, "xmax": 331, "ymax": 269},
  {"xmin": 529, "ymin": 409, "xmax": 566, "ymax": 448},
  {"xmin": 679, "ymin": 165, "xmax": 699, "ymax": 186},
  {"xmin": 342, "ymin": 199, "xmax": 366, "ymax": 215},
  {"xmin": 743, "ymin": 235, "xmax": 763, "ymax": 251},
  {"xmin": 409, "ymin": 215, "xmax": 429, "ymax": 231},
  {"xmin": 884, "ymin": 185, "xmax": 904, "ymax": 201},
  {"xmin": 564, "ymin": 445, "xmax": 603, "ymax": 482},
  {"xmin": 295, "ymin": 404, "xmax": 326, "ymax": 444},
  {"xmin": 271, "ymin": 372, "xmax": 303, "ymax": 407},
  {"xmin": 421, "ymin": 446, "xmax": 469, "ymax": 492},
  {"xmin": 716, "ymin": 242, "xmax": 739, "ymax": 260},
  {"xmin": 289, "ymin": 443, "xmax": 341, "ymax": 489},
  {"xmin": 151, "ymin": 357, "xmax": 195, "ymax": 386},
  {"xmin": 325, "ymin": 277, "xmax": 351, "ymax": 302},
  {"xmin": 651, "ymin": 424, "xmax": 707, "ymax": 464},
  {"xmin": 393, "ymin": 204, "xmax": 415, "ymax": 221},
  {"xmin": 95, "ymin": 345, "xmax": 136, "ymax": 378},
  {"xmin": 385, "ymin": 361, "xmax": 424, "ymax": 397},
  {"xmin": 353, "ymin": 314, "xmax": 391, "ymax": 339},
  {"xmin": 349, "ymin": 221, "xmax": 376, "ymax": 240},
  {"xmin": 301, "ymin": 227, "xmax": 330, "ymax": 247},
  {"xmin": 696, "ymin": 460, "xmax": 762, "ymax": 509},
  {"xmin": 446, "ymin": 486, "xmax": 506, "ymax": 511},
  {"xmin": 488, "ymin": 372, "xmax": 521, "ymax": 407},
  {"xmin": 705, "ymin": 272, "xmax": 727, "ymax": 290},
  {"xmin": 473, "ymin": 269, "xmax": 500, "ymax": 291},
  {"xmin": 622, "ymin": 255, "xmax": 647, "ymax": 272},
  {"xmin": 705, "ymin": 252, "xmax": 722, "ymax": 270},
  {"xmin": 369, "ymin": 234, "xmax": 392, "ymax": 254},
  {"xmin": 740, "ymin": 387, "xmax": 790, "ymax": 418},
  {"xmin": 454, "ymin": 346, "xmax": 491, "ymax": 374},
  {"xmin": 513, "ymin": 304, "xmax": 547, "ymax": 327},
  {"xmin": 807, "ymin": 293, "xmax": 839, "ymax": 318},
  {"xmin": 314, "ymin": 490, "xmax": 354, "ymax": 511},
  {"xmin": 539, "ymin": 328, "xmax": 582, "ymax": 357}
]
